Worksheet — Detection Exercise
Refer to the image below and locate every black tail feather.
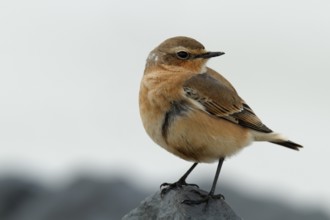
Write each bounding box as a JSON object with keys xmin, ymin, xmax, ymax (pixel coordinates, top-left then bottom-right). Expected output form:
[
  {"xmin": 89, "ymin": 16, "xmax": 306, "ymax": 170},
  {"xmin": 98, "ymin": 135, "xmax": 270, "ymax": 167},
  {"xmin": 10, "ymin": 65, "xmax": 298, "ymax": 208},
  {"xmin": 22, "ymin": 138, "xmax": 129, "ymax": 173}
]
[{"xmin": 270, "ymin": 140, "xmax": 303, "ymax": 151}]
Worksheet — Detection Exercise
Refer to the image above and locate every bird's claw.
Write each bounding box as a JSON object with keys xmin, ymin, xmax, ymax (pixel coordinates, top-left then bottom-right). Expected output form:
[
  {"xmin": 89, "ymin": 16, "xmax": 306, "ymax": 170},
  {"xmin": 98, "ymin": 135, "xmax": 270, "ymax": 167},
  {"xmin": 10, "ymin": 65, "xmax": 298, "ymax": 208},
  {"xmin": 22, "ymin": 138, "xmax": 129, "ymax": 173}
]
[
  {"xmin": 160, "ymin": 180, "xmax": 199, "ymax": 197},
  {"xmin": 182, "ymin": 193, "xmax": 225, "ymax": 205}
]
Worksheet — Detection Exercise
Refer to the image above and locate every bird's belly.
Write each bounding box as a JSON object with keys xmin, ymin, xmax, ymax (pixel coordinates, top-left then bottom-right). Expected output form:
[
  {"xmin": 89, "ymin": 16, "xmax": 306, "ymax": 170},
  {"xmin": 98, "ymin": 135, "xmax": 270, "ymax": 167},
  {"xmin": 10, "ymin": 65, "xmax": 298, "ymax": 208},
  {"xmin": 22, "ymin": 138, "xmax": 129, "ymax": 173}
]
[{"xmin": 163, "ymin": 110, "xmax": 253, "ymax": 163}]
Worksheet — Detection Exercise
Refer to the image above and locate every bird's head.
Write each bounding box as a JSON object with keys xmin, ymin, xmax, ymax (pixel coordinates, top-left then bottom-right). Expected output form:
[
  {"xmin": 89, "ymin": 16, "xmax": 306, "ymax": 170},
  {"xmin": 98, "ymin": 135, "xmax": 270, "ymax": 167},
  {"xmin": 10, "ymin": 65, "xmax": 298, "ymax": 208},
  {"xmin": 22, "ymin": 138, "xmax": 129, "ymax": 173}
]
[{"xmin": 146, "ymin": 36, "xmax": 224, "ymax": 73}]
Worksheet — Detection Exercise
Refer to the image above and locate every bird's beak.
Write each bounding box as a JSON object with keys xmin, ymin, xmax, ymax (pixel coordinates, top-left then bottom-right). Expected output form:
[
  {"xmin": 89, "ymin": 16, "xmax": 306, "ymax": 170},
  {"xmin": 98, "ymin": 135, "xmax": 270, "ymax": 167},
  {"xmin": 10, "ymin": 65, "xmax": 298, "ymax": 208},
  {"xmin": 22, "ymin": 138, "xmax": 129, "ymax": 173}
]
[{"xmin": 194, "ymin": 51, "xmax": 225, "ymax": 59}]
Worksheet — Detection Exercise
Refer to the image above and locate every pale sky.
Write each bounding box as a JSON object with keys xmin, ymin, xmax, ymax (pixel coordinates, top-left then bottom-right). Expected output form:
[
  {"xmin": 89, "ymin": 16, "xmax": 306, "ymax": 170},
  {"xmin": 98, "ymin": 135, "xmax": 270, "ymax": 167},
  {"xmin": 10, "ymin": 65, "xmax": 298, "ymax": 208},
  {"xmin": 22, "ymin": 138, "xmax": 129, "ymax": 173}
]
[{"xmin": 1, "ymin": 0, "xmax": 329, "ymax": 215}]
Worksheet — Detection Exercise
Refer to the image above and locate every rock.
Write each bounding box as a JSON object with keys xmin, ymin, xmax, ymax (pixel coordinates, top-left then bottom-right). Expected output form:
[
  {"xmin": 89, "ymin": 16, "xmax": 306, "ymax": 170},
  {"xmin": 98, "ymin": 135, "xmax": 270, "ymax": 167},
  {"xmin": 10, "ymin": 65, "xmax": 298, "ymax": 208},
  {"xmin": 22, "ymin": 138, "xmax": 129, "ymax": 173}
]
[
  {"xmin": 122, "ymin": 185, "xmax": 242, "ymax": 220},
  {"xmin": 0, "ymin": 177, "xmax": 48, "ymax": 220},
  {"xmin": 1, "ymin": 176, "xmax": 329, "ymax": 220},
  {"xmin": 11, "ymin": 177, "xmax": 147, "ymax": 220}
]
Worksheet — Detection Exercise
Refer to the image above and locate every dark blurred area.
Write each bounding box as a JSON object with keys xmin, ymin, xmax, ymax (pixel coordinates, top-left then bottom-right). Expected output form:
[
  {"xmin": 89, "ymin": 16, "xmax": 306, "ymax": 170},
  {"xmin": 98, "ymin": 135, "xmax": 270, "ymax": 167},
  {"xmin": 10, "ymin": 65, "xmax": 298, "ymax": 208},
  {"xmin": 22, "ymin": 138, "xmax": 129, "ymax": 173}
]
[{"xmin": 0, "ymin": 175, "xmax": 328, "ymax": 220}]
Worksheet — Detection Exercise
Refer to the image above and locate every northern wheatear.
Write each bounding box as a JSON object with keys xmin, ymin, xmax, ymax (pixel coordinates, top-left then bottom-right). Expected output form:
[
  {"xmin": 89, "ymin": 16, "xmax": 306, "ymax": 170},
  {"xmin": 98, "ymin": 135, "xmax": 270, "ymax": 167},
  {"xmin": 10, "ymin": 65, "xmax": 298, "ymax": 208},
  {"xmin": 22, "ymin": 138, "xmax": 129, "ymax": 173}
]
[{"xmin": 139, "ymin": 36, "xmax": 302, "ymax": 205}]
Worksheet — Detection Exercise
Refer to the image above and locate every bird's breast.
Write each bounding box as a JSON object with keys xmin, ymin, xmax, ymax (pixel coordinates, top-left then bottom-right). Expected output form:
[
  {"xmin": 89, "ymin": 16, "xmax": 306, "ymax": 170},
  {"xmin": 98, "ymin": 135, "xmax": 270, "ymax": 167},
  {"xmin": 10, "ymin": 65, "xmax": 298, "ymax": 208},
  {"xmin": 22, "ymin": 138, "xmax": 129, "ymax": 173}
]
[{"xmin": 139, "ymin": 70, "xmax": 192, "ymax": 149}]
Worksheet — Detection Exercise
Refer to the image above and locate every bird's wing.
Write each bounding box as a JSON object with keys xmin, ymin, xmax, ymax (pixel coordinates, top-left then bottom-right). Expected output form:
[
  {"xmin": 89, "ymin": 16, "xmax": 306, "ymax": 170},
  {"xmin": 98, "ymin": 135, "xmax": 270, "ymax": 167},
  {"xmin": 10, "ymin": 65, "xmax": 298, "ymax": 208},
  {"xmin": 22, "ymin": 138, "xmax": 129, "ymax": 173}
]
[{"xmin": 183, "ymin": 72, "xmax": 272, "ymax": 133}]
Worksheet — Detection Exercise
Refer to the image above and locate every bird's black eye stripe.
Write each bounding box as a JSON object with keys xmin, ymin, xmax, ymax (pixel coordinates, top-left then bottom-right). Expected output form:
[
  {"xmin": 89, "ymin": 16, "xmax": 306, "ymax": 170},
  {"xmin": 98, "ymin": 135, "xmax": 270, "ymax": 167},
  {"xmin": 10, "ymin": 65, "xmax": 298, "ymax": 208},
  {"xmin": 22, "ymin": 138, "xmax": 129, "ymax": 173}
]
[{"xmin": 176, "ymin": 51, "xmax": 190, "ymax": 60}]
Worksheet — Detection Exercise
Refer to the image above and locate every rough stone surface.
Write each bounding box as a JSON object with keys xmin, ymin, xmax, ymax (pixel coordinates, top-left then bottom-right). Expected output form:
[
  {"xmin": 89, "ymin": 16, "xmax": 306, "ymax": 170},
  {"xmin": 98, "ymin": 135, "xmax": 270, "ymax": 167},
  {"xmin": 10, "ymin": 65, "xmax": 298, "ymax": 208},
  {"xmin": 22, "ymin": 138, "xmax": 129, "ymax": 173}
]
[
  {"xmin": 122, "ymin": 185, "xmax": 242, "ymax": 220},
  {"xmin": 0, "ymin": 176, "xmax": 329, "ymax": 220}
]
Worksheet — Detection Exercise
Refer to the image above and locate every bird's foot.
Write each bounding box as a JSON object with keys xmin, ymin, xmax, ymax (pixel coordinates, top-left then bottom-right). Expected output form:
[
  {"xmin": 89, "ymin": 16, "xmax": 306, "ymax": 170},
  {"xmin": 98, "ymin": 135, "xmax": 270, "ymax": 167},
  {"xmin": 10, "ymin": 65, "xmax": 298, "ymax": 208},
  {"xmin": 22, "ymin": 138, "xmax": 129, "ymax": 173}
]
[
  {"xmin": 160, "ymin": 179, "xmax": 199, "ymax": 197},
  {"xmin": 182, "ymin": 190, "xmax": 225, "ymax": 205}
]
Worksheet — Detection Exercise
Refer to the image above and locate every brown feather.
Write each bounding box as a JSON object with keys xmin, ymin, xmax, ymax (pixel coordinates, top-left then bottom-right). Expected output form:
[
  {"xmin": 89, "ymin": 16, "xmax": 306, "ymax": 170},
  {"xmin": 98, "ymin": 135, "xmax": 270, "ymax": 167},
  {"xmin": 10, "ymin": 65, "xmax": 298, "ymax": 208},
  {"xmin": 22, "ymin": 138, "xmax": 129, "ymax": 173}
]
[{"xmin": 183, "ymin": 71, "xmax": 272, "ymax": 133}]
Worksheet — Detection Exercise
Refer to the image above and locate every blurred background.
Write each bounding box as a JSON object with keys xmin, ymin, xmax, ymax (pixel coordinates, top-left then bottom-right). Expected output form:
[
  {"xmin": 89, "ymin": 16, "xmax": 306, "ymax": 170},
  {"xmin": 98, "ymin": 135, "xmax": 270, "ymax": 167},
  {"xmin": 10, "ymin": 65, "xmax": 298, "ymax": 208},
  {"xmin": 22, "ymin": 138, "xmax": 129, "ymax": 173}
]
[{"xmin": 1, "ymin": 0, "xmax": 329, "ymax": 219}]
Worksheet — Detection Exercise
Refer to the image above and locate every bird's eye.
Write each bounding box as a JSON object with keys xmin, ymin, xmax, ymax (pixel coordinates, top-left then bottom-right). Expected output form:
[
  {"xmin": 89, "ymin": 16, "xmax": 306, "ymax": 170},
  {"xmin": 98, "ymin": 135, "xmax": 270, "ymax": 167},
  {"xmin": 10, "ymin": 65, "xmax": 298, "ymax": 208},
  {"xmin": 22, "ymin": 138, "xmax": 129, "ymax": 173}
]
[{"xmin": 176, "ymin": 51, "xmax": 190, "ymax": 60}]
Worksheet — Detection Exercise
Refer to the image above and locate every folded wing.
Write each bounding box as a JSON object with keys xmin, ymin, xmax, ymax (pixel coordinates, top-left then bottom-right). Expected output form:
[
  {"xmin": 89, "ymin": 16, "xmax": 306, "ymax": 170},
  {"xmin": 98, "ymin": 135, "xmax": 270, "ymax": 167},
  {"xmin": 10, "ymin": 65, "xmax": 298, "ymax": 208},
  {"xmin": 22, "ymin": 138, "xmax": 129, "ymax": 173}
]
[{"xmin": 183, "ymin": 71, "xmax": 272, "ymax": 133}]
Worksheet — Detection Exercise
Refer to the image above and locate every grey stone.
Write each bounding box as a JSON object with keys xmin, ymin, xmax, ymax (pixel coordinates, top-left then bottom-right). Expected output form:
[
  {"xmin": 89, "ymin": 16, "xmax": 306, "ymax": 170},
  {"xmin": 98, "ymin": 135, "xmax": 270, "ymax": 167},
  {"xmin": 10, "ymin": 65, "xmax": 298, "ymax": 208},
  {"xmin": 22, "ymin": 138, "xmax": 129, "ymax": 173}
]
[
  {"xmin": 122, "ymin": 185, "xmax": 242, "ymax": 220},
  {"xmin": 10, "ymin": 177, "xmax": 147, "ymax": 220},
  {"xmin": 0, "ymin": 176, "xmax": 329, "ymax": 220}
]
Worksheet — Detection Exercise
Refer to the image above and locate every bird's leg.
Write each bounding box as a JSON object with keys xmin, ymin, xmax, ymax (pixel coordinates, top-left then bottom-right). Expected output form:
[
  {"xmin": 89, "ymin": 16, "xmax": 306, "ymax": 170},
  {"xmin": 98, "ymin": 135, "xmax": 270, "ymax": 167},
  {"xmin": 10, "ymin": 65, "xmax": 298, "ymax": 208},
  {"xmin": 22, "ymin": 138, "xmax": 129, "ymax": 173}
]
[
  {"xmin": 160, "ymin": 162, "xmax": 198, "ymax": 197},
  {"xmin": 182, "ymin": 158, "xmax": 225, "ymax": 205}
]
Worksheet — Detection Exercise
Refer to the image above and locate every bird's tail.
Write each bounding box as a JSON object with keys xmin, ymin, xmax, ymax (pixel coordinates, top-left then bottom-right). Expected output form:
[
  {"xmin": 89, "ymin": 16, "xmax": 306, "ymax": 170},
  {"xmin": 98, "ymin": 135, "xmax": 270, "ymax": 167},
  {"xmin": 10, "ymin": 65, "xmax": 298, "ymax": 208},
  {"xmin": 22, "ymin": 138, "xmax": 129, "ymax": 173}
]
[
  {"xmin": 250, "ymin": 130, "xmax": 303, "ymax": 150},
  {"xmin": 270, "ymin": 140, "xmax": 303, "ymax": 151}
]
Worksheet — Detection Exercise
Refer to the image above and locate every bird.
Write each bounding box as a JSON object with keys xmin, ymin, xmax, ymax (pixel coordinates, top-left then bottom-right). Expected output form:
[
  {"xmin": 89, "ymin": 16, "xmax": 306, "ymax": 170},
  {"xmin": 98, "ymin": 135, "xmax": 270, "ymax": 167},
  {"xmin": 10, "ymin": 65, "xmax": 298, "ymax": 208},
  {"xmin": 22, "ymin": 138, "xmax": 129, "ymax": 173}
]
[{"xmin": 139, "ymin": 36, "xmax": 302, "ymax": 205}]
